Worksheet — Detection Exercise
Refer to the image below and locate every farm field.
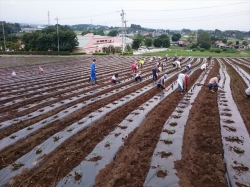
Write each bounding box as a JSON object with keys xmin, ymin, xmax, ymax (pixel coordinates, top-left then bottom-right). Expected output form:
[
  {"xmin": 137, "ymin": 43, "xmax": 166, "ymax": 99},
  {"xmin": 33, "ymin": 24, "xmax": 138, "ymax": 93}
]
[{"xmin": 0, "ymin": 56, "xmax": 250, "ymax": 187}]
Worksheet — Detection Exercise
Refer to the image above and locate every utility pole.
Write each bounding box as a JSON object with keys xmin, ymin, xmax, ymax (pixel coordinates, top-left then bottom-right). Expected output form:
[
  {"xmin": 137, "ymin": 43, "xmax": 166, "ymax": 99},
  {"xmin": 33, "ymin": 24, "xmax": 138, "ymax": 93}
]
[
  {"xmin": 2, "ymin": 21, "xmax": 6, "ymax": 52},
  {"xmin": 55, "ymin": 17, "xmax": 59, "ymax": 53},
  {"xmin": 124, "ymin": 20, "xmax": 128, "ymax": 50},
  {"xmin": 48, "ymin": 11, "xmax": 50, "ymax": 26},
  {"xmin": 120, "ymin": 9, "xmax": 125, "ymax": 54}
]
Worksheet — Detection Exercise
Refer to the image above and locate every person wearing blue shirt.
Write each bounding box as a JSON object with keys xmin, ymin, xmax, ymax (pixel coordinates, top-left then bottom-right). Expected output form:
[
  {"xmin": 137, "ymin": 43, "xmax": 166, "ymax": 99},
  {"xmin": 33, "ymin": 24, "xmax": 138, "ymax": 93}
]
[{"xmin": 90, "ymin": 59, "xmax": 97, "ymax": 84}]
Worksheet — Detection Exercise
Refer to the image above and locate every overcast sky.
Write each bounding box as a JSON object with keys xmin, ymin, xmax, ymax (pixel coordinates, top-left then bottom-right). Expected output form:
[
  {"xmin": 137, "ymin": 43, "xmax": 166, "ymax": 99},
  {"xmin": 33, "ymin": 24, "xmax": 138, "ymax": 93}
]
[{"xmin": 0, "ymin": 0, "xmax": 250, "ymax": 31}]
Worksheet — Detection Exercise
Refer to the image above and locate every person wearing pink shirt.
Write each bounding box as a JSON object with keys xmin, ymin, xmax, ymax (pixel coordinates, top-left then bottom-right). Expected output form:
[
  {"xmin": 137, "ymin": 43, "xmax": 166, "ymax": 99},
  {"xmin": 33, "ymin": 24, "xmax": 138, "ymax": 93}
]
[
  {"xmin": 39, "ymin": 66, "xmax": 44, "ymax": 74},
  {"xmin": 131, "ymin": 61, "xmax": 138, "ymax": 73}
]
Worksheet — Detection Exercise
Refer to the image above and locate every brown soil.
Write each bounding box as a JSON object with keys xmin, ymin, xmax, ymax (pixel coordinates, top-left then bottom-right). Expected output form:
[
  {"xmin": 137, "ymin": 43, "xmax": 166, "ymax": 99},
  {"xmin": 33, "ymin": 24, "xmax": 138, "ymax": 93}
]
[
  {"xmin": 225, "ymin": 136, "xmax": 243, "ymax": 144},
  {"xmin": 223, "ymin": 59, "xmax": 250, "ymax": 134},
  {"xmin": 94, "ymin": 67, "xmax": 203, "ymax": 187},
  {"xmin": 174, "ymin": 60, "xmax": 228, "ymax": 187},
  {"xmin": 230, "ymin": 146, "xmax": 245, "ymax": 154},
  {"xmin": 157, "ymin": 170, "xmax": 167, "ymax": 178},
  {"xmin": 162, "ymin": 129, "xmax": 175, "ymax": 134},
  {"xmin": 88, "ymin": 156, "xmax": 102, "ymax": 162},
  {"xmin": 223, "ymin": 125, "xmax": 236, "ymax": 132},
  {"xmin": 6, "ymin": 60, "xmax": 200, "ymax": 186},
  {"xmin": 160, "ymin": 151, "xmax": 172, "ymax": 158}
]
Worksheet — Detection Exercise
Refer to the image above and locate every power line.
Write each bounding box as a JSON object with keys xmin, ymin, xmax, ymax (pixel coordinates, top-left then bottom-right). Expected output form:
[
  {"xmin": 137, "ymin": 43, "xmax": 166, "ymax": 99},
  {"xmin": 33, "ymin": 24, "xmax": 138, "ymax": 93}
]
[
  {"xmin": 93, "ymin": 11, "xmax": 250, "ymax": 25},
  {"xmin": 125, "ymin": 1, "xmax": 249, "ymax": 12},
  {"xmin": 127, "ymin": 12, "xmax": 250, "ymax": 23},
  {"xmin": 127, "ymin": 10, "xmax": 250, "ymax": 22}
]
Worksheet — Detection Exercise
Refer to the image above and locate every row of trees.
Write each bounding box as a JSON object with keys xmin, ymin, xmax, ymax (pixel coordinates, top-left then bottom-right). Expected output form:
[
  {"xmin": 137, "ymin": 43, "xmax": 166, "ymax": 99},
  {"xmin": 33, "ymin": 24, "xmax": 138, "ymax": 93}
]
[
  {"xmin": 132, "ymin": 34, "xmax": 170, "ymax": 49},
  {"xmin": 22, "ymin": 25, "xmax": 78, "ymax": 52}
]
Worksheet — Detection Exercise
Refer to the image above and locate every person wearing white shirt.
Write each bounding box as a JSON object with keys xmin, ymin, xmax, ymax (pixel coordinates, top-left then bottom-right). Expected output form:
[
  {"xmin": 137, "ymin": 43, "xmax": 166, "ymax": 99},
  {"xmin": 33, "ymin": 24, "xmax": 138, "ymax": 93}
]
[
  {"xmin": 177, "ymin": 73, "xmax": 189, "ymax": 92},
  {"xmin": 12, "ymin": 71, "xmax": 16, "ymax": 76},
  {"xmin": 201, "ymin": 63, "xmax": 208, "ymax": 71},
  {"xmin": 111, "ymin": 73, "xmax": 120, "ymax": 84}
]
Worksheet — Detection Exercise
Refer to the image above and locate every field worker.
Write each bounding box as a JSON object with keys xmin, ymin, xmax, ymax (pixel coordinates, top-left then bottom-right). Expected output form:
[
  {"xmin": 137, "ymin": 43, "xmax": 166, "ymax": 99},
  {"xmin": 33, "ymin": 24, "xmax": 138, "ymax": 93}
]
[
  {"xmin": 188, "ymin": 56, "xmax": 192, "ymax": 61},
  {"xmin": 208, "ymin": 75, "xmax": 222, "ymax": 92},
  {"xmin": 245, "ymin": 87, "xmax": 250, "ymax": 99},
  {"xmin": 157, "ymin": 74, "xmax": 169, "ymax": 90},
  {"xmin": 152, "ymin": 66, "xmax": 162, "ymax": 82},
  {"xmin": 174, "ymin": 61, "xmax": 181, "ymax": 69},
  {"xmin": 185, "ymin": 64, "xmax": 191, "ymax": 72},
  {"xmin": 12, "ymin": 71, "xmax": 16, "ymax": 77},
  {"xmin": 173, "ymin": 56, "xmax": 177, "ymax": 61},
  {"xmin": 135, "ymin": 71, "xmax": 142, "ymax": 82},
  {"xmin": 131, "ymin": 61, "xmax": 138, "ymax": 73},
  {"xmin": 90, "ymin": 59, "xmax": 97, "ymax": 84},
  {"xmin": 201, "ymin": 63, "xmax": 208, "ymax": 71},
  {"xmin": 177, "ymin": 73, "xmax": 189, "ymax": 92},
  {"xmin": 39, "ymin": 66, "xmax": 44, "ymax": 74},
  {"xmin": 208, "ymin": 56, "xmax": 212, "ymax": 61},
  {"xmin": 139, "ymin": 59, "xmax": 144, "ymax": 69},
  {"xmin": 165, "ymin": 54, "xmax": 168, "ymax": 61},
  {"xmin": 111, "ymin": 73, "xmax": 120, "ymax": 84}
]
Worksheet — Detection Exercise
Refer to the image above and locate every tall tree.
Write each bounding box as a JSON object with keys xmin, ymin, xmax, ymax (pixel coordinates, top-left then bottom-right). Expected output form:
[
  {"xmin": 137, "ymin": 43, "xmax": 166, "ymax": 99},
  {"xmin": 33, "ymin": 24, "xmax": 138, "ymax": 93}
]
[
  {"xmin": 171, "ymin": 33, "xmax": 181, "ymax": 41},
  {"xmin": 144, "ymin": 38, "xmax": 152, "ymax": 47},
  {"xmin": 197, "ymin": 31, "xmax": 211, "ymax": 50},
  {"xmin": 108, "ymin": 30, "xmax": 118, "ymax": 37},
  {"xmin": 187, "ymin": 32, "xmax": 196, "ymax": 44},
  {"xmin": 132, "ymin": 38, "xmax": 141, "ymax": 49}
]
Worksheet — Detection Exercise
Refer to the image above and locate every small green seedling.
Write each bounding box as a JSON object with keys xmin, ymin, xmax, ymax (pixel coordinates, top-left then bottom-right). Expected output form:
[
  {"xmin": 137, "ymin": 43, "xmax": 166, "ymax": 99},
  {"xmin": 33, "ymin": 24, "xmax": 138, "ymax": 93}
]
[
  {"xmin": 93, "ymin": 151, "xmax": 97, "ymax": 156},
  {"xmin": 53, "ymin": 136, "xmax": 60, "ymax": 141},
  {"xmin": 10, "ymin": 135, "xmax": 17, "ymax": 139},
  {"xmin": 160, "ymin": 166, "xmax": 166, "ymax": 173},
  {"xmin": 12, "ymin": 162, "xmax": 24, "ymax": 170},
  {"xmin": 67, "ymin": 128, "xmax": 73, "ymax": 132},
  {"xmin": 166, "ymin": 138, "xmax": 171, "ymax": 142},
  {"xmin": 165, "ymin": 151, "xmax": 168, "ymax": 154},
  {"xmin": 241, "ymin": 163, "xmax": 246, "ymax": 167},
  {"xmin": 75, "ymin": 169, "xmax": 82, "ymax": 177},
  {"xmin": 36, "ymin": 148, "xmax": 42, "ymax": 154}
]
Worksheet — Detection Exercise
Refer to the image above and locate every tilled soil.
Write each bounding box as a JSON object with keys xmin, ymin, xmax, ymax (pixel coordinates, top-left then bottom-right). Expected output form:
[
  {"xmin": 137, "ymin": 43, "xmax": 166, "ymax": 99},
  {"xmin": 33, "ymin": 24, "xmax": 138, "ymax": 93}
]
[
  {"xmin": 223, "ymin": 59, "xmax": 250, "ymax": 134},
  {"xmin": 94, "ymin": 66, "xmax": 203, "ymax": 187},
  {"xmin": 174, "ymin": 60, "xmax": 228, "ymax": 187},
  {"xmin": 7, "ymin": 77, "xmax": 177, "ymax": 187},
  {"xmin": 0, "ymin": 56, "xmax": 249, "ymax": 187}
]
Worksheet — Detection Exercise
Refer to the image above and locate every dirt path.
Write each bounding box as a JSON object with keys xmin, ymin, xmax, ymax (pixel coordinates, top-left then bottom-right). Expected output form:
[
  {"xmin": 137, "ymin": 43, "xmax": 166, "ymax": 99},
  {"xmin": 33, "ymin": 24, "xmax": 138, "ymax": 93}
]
[{"xmin": 174, "ymin": 60, "xmax": 228, "ymax": 187}]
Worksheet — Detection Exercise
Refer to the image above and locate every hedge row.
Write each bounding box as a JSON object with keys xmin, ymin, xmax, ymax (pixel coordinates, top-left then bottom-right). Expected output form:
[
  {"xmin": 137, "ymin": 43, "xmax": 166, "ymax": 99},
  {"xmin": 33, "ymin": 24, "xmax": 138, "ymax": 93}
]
[
  {"xmin": 70, "ymin": 52, "xmax": 86, "ymax": 55},
  {"xmin": 0, "ymin": 51, "xmax": 70, "ymax": 55},
  {"xmin": 92, "ymin": 52, "xmax": 107, "ymax": 55},
  {"xmin": 120, "ymin": 52, "xmax": 133, "ymax": 55}
]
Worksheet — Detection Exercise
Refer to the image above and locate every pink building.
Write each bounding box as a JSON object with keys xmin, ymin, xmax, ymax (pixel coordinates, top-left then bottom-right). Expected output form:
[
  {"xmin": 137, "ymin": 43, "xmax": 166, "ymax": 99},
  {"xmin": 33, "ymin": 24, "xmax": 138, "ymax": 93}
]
[{"xmin": 76, "ymin": 33, "xmax": 133, "ymax": 54}]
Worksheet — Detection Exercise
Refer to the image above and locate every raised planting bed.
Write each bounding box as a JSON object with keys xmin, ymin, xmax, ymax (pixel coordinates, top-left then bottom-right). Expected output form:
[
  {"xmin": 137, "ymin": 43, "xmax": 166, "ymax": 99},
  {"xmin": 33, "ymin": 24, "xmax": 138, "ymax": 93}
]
[
  {"xmin": 144, "ymin": 59, "xmax": 215, "ymax": 187},
  {"xmin": 216, "ymin": 59, "xmax": 250, "ymax": 187}
]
